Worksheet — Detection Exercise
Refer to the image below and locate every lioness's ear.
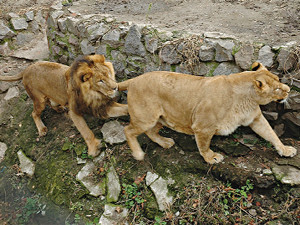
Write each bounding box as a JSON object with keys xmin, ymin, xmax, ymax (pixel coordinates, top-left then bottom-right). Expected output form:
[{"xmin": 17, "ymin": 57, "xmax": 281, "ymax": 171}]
[
  {"xmin": 251, "ymin": 62, "xmax": 262, "ymax": 71},
  {"xmin": 251, "ymin": 62, "xmax": 268, "ymax": 71},
  {"xmin": 81, "ymin": 74, "xmax": 91, "ymax": 82}
]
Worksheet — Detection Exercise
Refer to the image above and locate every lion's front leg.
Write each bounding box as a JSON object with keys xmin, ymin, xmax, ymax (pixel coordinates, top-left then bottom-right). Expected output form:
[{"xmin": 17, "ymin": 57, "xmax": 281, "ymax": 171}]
[
  {"xmin": 249, "ymin": 113, "xmax": 297, "ymax": 157},
  {"xmin": 69, "ymin": 110, "xmax": 100, "ymax": 157},
  {"xmin": 106, "ymin": 102, "xmax": 128, "ymax": 117}
]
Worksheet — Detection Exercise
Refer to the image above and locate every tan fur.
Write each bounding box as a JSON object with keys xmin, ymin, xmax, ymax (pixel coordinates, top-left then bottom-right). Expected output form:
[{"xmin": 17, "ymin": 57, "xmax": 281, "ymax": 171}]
[
  {"xmin": 118, "ymin": 62, "xmax": 297, "ymax": 164},
  {"xmin": 0, "ymin": 55, "xmax": 128, "ymax": 157}
]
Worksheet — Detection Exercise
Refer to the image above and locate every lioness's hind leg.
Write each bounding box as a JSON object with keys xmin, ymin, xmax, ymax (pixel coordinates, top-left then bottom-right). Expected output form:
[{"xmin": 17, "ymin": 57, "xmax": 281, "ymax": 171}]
[
  {"xmin": 124, "ymin": 124, "xmax": 147, "ymax": 161},
  {"xmin": 145, "ymin": 122, "xmax": 175, "ymax": 149},
  {"xmin": 194, "ymin": 132, "xmax": 224, "ymax": 164}
]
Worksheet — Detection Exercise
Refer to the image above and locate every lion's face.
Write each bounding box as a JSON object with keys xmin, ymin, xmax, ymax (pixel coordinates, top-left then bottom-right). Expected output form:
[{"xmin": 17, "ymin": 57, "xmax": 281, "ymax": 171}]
[
  {"xmin": 252, "ymin": 64, "xmax": 290, "ymax": 105},
  {"xmin": 68, "ymin": 55, "xmax": 118, "ymax": 101}
]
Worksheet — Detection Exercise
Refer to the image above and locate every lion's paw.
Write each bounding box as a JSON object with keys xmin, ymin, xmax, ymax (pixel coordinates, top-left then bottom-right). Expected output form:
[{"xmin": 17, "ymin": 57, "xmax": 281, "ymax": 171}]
[
  {"xmin": 279, "ymin": 146, "xmax": 297, "ymax": 157},
  {"xmin": 204, "ymin": 152, "xmax": 224, "ymax": 164},
  {"xmin": 132, "ymin": 151, "xmax": 145, "ymax": 161},
  {"xmin": 87, "ymin": 139, "xmax": 101, "ymax": 157}
]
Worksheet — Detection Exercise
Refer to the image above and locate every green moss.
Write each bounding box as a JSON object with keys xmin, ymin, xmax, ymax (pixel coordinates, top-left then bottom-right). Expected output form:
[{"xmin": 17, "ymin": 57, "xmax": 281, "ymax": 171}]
[
  {"xmin": 170, "ymin": 64, "xmax": 176, "ymax": 72},
  {"xmin": 206, "ymin": 62, "xmax": 219, "ymax": 77}
]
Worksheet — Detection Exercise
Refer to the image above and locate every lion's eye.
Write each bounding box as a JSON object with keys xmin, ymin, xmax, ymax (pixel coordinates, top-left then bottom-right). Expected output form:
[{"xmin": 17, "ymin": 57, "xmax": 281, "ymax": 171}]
[
  {"xmin": 98, "ymin": 80, "xmax": 104, "ymax": 84},
  {"xmin": 275, "ymin": 88, "xmax": 281, "ymax": 91}
]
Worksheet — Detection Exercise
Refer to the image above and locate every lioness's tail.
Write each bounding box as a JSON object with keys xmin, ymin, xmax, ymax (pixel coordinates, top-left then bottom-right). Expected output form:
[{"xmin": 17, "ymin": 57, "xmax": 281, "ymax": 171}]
[
  {"xmin": 118, "ymin": 79, "xmax": 132, "ymax": 91},
  {"xmin": 0, "ymin": 72, "xmax": 23, "ymax": 82}
]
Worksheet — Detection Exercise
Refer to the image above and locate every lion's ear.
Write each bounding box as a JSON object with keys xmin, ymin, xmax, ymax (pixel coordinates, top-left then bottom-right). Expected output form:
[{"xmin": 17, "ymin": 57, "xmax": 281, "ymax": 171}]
[
  {"xmin": 81, "ymin": 74, "xmax": 91, "ymax": 82},
  {"xmin": 89, "ymin": 54, "xmax": 105, "ymax": 64}
]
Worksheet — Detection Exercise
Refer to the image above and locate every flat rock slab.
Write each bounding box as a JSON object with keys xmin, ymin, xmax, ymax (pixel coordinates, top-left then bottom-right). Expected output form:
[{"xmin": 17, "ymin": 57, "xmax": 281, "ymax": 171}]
[
  {"xmin": 101, "ymin": 121, "xmax": 126, "ymax": 145},
  {"xmin": 17, "ymin": 150, "xmax": 35, "ymax": 177}
]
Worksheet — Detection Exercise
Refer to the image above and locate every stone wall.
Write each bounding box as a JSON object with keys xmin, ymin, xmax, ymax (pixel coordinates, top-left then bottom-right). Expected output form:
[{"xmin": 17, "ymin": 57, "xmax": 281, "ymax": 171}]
[{"xmin": 0, "ymin": 1, "xmax": 299, "ymax": 137}]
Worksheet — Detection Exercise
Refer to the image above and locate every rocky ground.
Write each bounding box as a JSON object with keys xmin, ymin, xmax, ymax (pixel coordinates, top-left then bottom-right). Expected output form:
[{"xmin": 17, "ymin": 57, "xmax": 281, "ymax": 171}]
[{"xmin": 0, "ymin": 0, "xmax": 300, "ymax": 224}]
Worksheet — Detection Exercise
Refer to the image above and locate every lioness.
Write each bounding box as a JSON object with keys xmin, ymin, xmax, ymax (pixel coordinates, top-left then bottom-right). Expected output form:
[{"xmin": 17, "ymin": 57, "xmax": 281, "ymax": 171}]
[
  {"xmin": 0, "ymin": 55, "xmax": 128, "ymax": 157},
  {"xmin": 118, "ymin": 62, "xmax": 297, "ymax": 164}
]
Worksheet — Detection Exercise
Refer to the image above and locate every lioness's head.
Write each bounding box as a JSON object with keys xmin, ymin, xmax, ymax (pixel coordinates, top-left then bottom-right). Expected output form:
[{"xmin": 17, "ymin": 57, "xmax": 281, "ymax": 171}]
[
  {"xmin": 67, "ymin": 54, "xmax": 118, "ymax": 100},
  {"xmin": 251, "ymin": 62, "xmax": 290, "ymax": 105}
]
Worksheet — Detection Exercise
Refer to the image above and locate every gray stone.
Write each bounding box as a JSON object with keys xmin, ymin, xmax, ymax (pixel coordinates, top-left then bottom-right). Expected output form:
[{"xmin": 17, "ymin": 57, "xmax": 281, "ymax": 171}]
[
  {"xmin": 0, "ymin": 42, "xmax": 10, "ymax": 56},
  {"xmin": 16, "ymin": 33, "xmax": 34, "ymax": 46},
  {"xmin": 213, "ymin": 62, "xmax": 242, "ymax": 76},
  {"xmin": 0, "ymin": 20, "xmax": 15, "ymax": 39},
  {"xmin": 145, "ymin": 35, "xmax": 158, "ymax": 53},
  {"xmin": 76, "ymin": 162, "xmax": 104, "ymax": 197},
  {"xmin": 68, "ymin": 34, "xmax": 79, "ymax": 46},
  {"xmin": 57, "ymin": 18, "xmax": 67, "ymax": 32},
  {"xmin": 101, "ymin": 121, "xmax": 126, "ymax": 145},
  {"xmin": 282, "ymin": 112, "xmax": 300, "ymax": 126},
  {"xmin": 99, "ymin": 204, "xmax": 128, "ymax": 225},
  {"xmin": 34, "ymin": 11, "xmax": 46, "ymax": 26},
  {"xmin": 51, "ymin": 1, "xmax": 63, "ymax": 10},
  {"xmin": 47, "ymin": 10, "xmax": 64, "ymax": 28},
  {"xmin": 66, "ymin": 17, "xmax": 80, "ymax": 35},
  {"xmin": 234, "ymin": 43, "xmax": 254, "ymax": 70},
  {"xmin": 146, "ymin": 171, "xmax": 159, "ymax": 186},
  {"xmin": 146, "ymin": 172, "xmax": 173, "ymax": 211},
  {"xmin": 87, "ymin": 23, "xmax": 109, "ymax": 41},
  {"xmin": 159, "ymin": 44, "xmax": 181, "ymax": 64},
  {"xmin": 272, "ymin": 165, "xmax": 300, "ymax": 185},
  {"xmin": 106, "ymin": 166, "xmax": 121, "ymax": 203},
  {"xmin": 215, "ymin": 40, "xmax": 234, "ymax": 62},
  {"xmin": 8, "ymin": 13, "xmax": 19, "ymax": 19},
  {"xmin": 11, "ymin": 17, "xmax": 28, "ymax": 30},
  {"xmin": 257, "ymin": 45, "xmax": 274, "ymax": 68},
  {"xmin": 80, "ymin": 39, "xmax": 95, "ymax": 55},
  {"xmin": 263, "ymin": 111, "xmax": 278, "ymax": 121},
  {"xmin": 199, "ymin": 44, "xmax": 215, "ymax": 61},
  {"xmin": 0, "ymin": 142, "xmax": 7, "ymax": 163},
  {"xmin": 124, "ymin": 25, "xmax": 146, "ymax": 56},
  {"xmin": 25, "ymin": 11, "xmax": 34, "ymax": 21},
  {"xmin": 285, "ymin": 91, "xmax": 300, "ymax": 110},
  {"xmin": 277, "ymin": 48, "xmax": 296, "ymax": 71},
  {"xmin": 13, "ymin": 34, "xmax": 49, "ymax": 60},
  {"xmin": 30, "ymin": 20, "xmax": 40, "ymax": 34},
  {"xmin": 102, "ymin": 29, "xmax": 121, "ymax": 47},
  {"xmin": 0, "ymin": 80, "xmax": 10, "ymax": 93},
  {"xmin": 95, "ymin": 44, "xmax": 107, "ymax": 56},
  {"xmin": 17, "ymin": 150, "xmax": 35, "ymax": 177},
  {"xmin": 274, "ymin": 124, "xmax": 285, "ymax": 137},
  {"xmin": 204, "ymin": 32, "xmax": 236, "ymax": 39},
  {"xmin": 4, "ymin": 87, "xmax": 19, "ymax": 100}
]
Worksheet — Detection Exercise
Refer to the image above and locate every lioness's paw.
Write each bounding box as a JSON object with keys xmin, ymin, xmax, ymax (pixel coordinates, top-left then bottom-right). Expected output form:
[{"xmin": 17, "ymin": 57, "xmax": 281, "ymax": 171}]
[
  {"xmin": 132, "ymin": 151, "xmax": 145, "ymax": 161},
  {"xmin": 204, "ymin": 153, "xmax": 224, "ymax": 164},
  {"xmin": 279, "ymin": 146, "xmax": 297, "ymax": 157},
  {"xmin": 38, "ymin": 127, "xmax": 48, "ymax": 137},
  {"xmin": 161, "ymin": 138, "xmax": 175, "ymax": 149}
]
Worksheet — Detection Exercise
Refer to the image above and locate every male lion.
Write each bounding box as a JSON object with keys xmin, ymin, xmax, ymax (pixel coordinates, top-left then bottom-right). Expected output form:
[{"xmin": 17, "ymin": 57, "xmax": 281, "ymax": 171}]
[
  {"xmin": 0, "ymin": 55, "xmax": 128, "ymax": 157},
  {"xmin": 118, "ymin": 62, "xmax": 297, "ymax": 164}
]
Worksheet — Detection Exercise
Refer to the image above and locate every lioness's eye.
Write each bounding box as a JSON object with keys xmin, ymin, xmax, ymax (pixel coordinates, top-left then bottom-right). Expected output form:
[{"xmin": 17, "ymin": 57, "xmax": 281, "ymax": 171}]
[
  {"xmin": 98, "ymin": 80, "xmax": 104, "ymax": 84},
  {"xmin": 275, "ymin": 88, "xmax": 280, "ymax": 91}
]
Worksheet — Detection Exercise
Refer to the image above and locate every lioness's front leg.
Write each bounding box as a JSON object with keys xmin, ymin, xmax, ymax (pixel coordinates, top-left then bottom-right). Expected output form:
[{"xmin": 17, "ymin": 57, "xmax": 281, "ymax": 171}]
[
  {"xmin": 250, "ymin": 113, "xmax": 297, "ymax": 157},
  {"xmin": 69, "ymin": 110, "xmax": 100, "ymax": 157},
  {"xmin": 106, "ymin": 102, "xmax": 128, "ymax": 117},
  {"xmin": 194, "ymin": 131, "xmax": 224, "ymax": 164}
]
